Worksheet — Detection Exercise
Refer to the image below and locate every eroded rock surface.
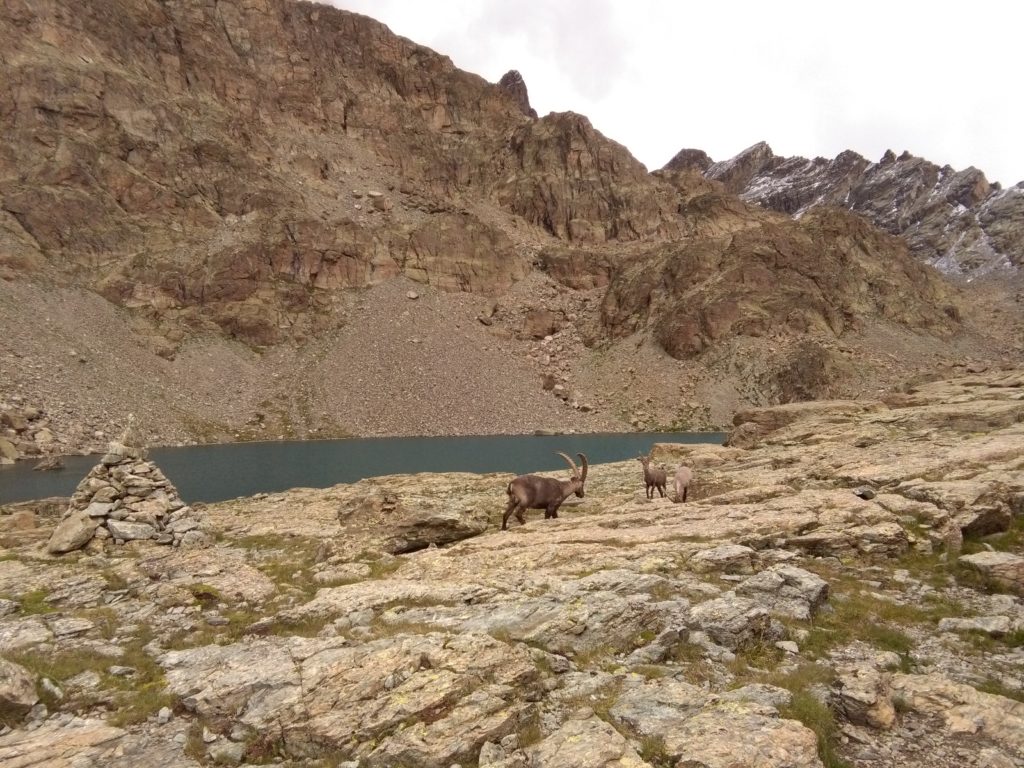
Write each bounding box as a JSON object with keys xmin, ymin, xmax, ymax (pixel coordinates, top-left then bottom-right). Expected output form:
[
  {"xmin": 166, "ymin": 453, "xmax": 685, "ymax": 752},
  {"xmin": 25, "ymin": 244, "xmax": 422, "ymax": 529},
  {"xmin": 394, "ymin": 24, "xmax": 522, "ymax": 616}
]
[{"xmin": 1, "ymin": 368, "xmax": 1023, "ymax": 766}]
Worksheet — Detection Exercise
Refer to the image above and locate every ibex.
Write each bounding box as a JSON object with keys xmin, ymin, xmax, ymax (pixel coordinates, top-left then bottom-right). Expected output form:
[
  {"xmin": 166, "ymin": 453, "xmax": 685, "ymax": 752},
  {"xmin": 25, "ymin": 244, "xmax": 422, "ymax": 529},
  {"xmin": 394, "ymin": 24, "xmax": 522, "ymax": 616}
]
[
  {"xmin": 638, "ymin": 453, "xmax": 667, "ymax": 499},
  {"xmin": 674, "ymin": 465, "xmax": 693, "ymax": 503},
  {"xmin": 502, "ymin": 452, "xmax": 589, "ymax": 530}
]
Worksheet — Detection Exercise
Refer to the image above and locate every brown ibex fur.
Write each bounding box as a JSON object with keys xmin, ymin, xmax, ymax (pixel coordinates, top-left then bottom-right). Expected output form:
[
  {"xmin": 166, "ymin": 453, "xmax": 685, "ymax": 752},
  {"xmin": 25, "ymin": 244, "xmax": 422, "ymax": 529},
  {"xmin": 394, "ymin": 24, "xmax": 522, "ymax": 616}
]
[
  {"xmin": 638, "ymin": 453, "xmax": 667, "ymax": 499},
  {"xmin": 502, "ymin": 452, "xmax": 588, "ymax": 530}
]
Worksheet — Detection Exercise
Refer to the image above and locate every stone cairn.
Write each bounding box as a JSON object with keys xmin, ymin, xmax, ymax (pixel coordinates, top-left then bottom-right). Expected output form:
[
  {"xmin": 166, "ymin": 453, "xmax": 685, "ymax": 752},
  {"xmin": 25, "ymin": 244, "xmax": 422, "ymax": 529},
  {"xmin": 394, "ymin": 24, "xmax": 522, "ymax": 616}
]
[{"xmin": 46, "ymin": 418, "xmax": 208, "ymax": 554}]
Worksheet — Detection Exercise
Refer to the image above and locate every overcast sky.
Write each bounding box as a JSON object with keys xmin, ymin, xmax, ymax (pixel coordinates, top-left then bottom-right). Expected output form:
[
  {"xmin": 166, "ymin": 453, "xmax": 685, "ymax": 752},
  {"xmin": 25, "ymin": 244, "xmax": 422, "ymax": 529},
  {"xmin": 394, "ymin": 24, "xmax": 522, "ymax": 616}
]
[{"xmin": 332, "ymin": 1, "xmax": 1023, "ymax": 186}]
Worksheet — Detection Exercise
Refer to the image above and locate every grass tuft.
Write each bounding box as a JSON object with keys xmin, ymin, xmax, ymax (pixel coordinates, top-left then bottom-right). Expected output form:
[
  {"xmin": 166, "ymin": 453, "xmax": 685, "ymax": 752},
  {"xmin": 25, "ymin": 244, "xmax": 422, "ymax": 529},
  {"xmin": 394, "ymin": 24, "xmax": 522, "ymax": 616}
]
[
  {"xmin": 780, "ymin": 690, "xmax": 852, "ymax": 768},
  {"xmin": 17, "ymin": 588, "xmax": 56, "ymax": 615}
]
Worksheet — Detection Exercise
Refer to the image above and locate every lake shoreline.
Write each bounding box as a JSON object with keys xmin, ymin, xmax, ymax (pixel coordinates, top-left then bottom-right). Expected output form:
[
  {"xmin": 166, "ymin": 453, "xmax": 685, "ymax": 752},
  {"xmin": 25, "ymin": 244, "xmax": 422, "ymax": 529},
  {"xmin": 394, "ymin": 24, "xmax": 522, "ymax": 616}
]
[{"xmin": 0, "ymin": 431, "xmax": 727, "ymax": 506}]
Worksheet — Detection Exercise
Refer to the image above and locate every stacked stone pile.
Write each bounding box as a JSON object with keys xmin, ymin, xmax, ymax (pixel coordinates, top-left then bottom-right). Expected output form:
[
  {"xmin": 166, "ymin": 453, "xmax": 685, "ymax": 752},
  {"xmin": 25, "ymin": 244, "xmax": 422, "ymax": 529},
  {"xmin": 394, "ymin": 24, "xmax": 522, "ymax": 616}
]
[{"xmin": 45, "ymin": 426, "xmax": 207, "ymax": 554}]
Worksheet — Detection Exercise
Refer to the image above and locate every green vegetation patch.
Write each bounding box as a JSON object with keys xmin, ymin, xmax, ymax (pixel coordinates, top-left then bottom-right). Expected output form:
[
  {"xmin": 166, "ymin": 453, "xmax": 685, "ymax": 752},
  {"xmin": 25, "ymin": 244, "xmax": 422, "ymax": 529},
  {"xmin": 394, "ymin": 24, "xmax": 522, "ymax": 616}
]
[
  {"xmin": 731, "ymin": 662, "xmax": 851, "ymax": 768},
  {"xmin": 15, "ymin": 588, "xmax": 56, "ymax": 615},
  {"xmin": 976, "ymin": 676, "xmax": 1024, "ymax": 703},
  {"xmin": 8, "ymin": 623, "xmax": 178, "ymax": 728},
  {"xmin": 637, "ymin": 734, "xmax": 674, "ymax": 768},
  {"xmin": 779, "ymin": 690, "xmax": 852, "ymax": 768},
  {"xmin": 236, "ymin": 533, "xmax": 325, "ymax": 599},
  {"xmin": 516, "ymin": 707, "xmax": 544, "ymax": 748}
]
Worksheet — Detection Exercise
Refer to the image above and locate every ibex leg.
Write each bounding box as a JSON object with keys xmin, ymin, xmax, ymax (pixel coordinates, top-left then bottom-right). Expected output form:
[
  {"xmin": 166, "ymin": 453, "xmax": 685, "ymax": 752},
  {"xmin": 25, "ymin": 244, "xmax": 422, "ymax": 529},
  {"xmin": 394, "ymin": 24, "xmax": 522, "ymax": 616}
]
[{"xmin": 502, "ymin": 499, "xmax": 520, "ymax": 530}]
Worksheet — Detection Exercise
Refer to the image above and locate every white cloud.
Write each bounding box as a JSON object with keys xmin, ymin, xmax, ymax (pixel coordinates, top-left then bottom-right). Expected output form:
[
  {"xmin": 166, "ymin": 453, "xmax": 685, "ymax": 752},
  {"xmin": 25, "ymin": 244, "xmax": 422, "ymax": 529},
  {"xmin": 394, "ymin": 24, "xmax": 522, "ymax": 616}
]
[{"xmin": 332, "ymin": 0, "xmax": 1024, "ymax": 185}]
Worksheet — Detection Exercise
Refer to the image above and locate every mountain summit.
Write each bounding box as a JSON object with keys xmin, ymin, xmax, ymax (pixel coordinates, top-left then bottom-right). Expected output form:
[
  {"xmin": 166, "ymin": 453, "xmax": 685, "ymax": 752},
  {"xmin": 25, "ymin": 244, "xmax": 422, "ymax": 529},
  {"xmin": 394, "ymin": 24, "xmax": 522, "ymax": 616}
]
[{"xmin": 672, "ymin": 142, "xmax": 1024, "ymax": 276}]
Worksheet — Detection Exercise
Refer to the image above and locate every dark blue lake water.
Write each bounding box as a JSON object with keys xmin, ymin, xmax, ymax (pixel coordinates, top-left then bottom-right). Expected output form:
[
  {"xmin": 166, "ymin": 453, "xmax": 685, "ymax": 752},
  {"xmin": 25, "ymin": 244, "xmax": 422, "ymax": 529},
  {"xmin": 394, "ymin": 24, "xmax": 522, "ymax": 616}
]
[{"xmin": 0, "ymin": 432, "xmax": 725, "ymax": 505}]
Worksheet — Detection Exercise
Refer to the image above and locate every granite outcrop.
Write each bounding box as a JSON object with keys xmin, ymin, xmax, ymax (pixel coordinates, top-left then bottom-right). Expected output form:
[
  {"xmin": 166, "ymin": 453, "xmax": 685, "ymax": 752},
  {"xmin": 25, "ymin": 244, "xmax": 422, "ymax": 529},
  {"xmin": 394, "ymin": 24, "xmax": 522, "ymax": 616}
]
[{"xmin": 1, "ymin": 367, "xmax": 1022, "ymax": 766}]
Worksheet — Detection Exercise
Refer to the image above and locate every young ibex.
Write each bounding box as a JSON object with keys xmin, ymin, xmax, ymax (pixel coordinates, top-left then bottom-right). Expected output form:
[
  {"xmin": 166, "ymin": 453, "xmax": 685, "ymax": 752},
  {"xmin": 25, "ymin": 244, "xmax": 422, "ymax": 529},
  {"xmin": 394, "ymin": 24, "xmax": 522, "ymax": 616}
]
[
  {"xmin": 638, "ymin": 453, "xmax": 667, "ymax": 499},
  {"xmin": 502, "ymin": 452, "xmax": 589, "ymax": 530},
  {"xmin": 673, "ymin": 465, "xmax": 693, "ymax": 503}
]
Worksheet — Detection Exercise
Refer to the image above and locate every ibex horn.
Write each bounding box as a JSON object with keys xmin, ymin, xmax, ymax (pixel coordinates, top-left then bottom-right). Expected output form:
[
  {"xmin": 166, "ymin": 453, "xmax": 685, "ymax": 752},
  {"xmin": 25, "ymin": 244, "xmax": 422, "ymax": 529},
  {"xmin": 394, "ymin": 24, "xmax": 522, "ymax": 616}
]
[{"xmin": 557, "ymin": 451, "xmax": 579, "ymax": 476}]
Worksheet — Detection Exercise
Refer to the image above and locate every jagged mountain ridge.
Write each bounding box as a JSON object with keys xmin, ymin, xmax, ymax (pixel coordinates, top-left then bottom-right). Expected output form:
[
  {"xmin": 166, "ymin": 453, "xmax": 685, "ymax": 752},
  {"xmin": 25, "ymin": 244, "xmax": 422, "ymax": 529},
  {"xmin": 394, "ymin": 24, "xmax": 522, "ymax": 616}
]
[
  {"xmin": 0, "ymin": 0, "xmax": 1020, "ymax": 455},
  {"xmin": 665, "ymin": 142, "xmax": 1024, "ymax": 276}
]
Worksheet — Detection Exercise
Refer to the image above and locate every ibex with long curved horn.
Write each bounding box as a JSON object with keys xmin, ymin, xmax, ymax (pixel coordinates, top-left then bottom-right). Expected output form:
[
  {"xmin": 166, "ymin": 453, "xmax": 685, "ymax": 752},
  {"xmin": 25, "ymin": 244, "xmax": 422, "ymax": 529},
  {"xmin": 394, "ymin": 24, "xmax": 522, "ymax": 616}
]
[{"xmin": 502, "ymin": 452, "xmax": 589, "ymax": 530}]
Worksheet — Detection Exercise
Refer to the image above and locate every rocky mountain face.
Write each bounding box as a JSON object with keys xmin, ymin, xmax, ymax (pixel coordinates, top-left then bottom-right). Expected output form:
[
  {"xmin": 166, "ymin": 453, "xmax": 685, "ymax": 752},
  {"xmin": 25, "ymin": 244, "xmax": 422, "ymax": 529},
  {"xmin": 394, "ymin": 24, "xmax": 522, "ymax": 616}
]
[
  {"xmin": 1, "ymin": 0, "xmax": 1022, "ymax": 455},
  {"xmin": 1, "ymin": 367, "xmax": 1023, "ymax": 766},
  {"xmin": 0, "ymin": 0, "xmax": 680, "ymax": 346},
  {"xmin": 669, "ymin": 142, "xmax": 1024, "ymax": 276}
]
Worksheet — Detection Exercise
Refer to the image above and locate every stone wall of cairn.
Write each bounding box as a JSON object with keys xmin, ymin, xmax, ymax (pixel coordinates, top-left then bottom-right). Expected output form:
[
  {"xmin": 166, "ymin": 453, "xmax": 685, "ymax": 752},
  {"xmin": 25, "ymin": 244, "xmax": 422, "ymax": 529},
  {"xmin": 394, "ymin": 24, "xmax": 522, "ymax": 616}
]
[{"xmin": 46, "ymin": 439, "xmax": 208, "ymax": 554}]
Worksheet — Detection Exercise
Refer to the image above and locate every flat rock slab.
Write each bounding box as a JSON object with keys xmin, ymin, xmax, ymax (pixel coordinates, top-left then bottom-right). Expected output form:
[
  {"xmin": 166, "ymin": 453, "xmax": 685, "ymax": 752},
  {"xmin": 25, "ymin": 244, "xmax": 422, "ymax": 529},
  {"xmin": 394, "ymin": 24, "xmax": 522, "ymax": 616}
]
[
  {"xmin": 959, "ymin": 551, "xmax": 1024, "ymax": 594},
  {"xmin": 137, "ymin": 548, "xmax": 276, "ymax": 603},
  {"xmin": 610, "ymin": 677, "xmax": 711, "ymax": 734},
  {"xmin": 0, "ymin": 616, "xmax": 53, "ymax": 652},
  {"xmin": 161, "ymin": 632, "xmax": 539, "ymax": 765},
  {"xmin": 665, "ymin": 701, "xmax": 824, "ymax": 768},
  {"xmin": 281, "ymin": 578, "xmax": 497, "ymax": 622},
  {"xmin": 0, "ymin": 720, "xmax": 125, "ymax": 767},
  {"xmin": 610, "ymin": 677, "xmax": 820, "ymax": 767},
  {"xmin": 106, "ymin": 519, "xmax": 156, "ymax": 541},
  {"xmin": 375, "ymin": 587, "xmax": 681, "ymax": 657},
  {"xmin": 892, "ymin": 673, "xmax": 1024, "ymax": 754}
]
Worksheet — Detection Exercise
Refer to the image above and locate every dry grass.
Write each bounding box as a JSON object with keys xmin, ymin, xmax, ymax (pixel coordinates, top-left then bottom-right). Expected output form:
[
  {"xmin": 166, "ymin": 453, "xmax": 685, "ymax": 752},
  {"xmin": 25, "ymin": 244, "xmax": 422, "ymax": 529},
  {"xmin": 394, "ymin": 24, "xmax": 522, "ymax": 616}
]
[{"xmin": 779, "ymin": 690, "xmax": 852, "ymax": 768}]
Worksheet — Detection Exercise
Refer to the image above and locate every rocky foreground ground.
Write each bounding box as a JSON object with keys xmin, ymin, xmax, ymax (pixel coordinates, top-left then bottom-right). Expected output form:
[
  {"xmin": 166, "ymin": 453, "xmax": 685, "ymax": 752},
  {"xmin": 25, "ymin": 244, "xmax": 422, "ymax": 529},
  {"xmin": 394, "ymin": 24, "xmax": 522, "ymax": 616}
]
[{"xmin": 1, "ymin": 369, "xmax": 1023, "ymax": 767}]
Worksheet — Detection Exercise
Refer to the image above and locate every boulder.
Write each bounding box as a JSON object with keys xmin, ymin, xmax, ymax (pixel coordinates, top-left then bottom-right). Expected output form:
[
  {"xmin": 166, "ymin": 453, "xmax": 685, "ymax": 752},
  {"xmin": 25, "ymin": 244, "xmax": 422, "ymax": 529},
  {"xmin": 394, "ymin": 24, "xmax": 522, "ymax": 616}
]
[
  {"xmin": 685, "ymin": 595, "xmax": 775, "ymax": 650},
  {"xmin": 958, "ymin": 551, "xmax": 1024, "ymax": 594},
  {"xmin": 735, "ymin": 565, "xmax": 830, "ymax": 620},
  {"xmin": 525, "ymin": 716, "xmax": 648, "ymax": 768},
  {"xmin": 32, "ymin": 456, "xmax": 63, "ymax": 471},
  {"xmin": 382, "ymin": 504, "xmax": 489, "ymax": 553},
  {"xmin": 106, "ymin": 519, "xmax": 157, "ymax": 541},
  {"xmin": 891, "ymin": 673, "xmax": 1024, "ymax": 753},
  {"xmin": 521, "ymin": 308, "xmax": 562, "ymax": 339},
  {"xmin": 0, "ymin": 658, "xmax": 37, "ymax": 719},
  {"xmin": 0, "ymin": 437, "xmax": 18, "ymax": 462},
  {"xmin": 688, "ymin": 544, "xmax": 758, "ymax": 574},
  {"xmin": 343, "ymin": 490, "xmax": 490, "ymax": 555},
  {"xmin": 831, "ymin": 662, "xmax": 896, "ymax": 730},
  {"xmin": 46, "ymin": 510, "xmax": 99, "ymax": 554}
]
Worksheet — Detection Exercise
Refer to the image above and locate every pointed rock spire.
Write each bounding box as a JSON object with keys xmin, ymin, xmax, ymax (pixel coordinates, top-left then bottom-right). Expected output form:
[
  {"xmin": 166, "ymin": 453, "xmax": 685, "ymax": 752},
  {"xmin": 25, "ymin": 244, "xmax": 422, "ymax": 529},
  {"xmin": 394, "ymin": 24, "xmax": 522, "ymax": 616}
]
[{"xmin": 497, "ymin": 69, "xmax": 538, "ymax": 118}]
